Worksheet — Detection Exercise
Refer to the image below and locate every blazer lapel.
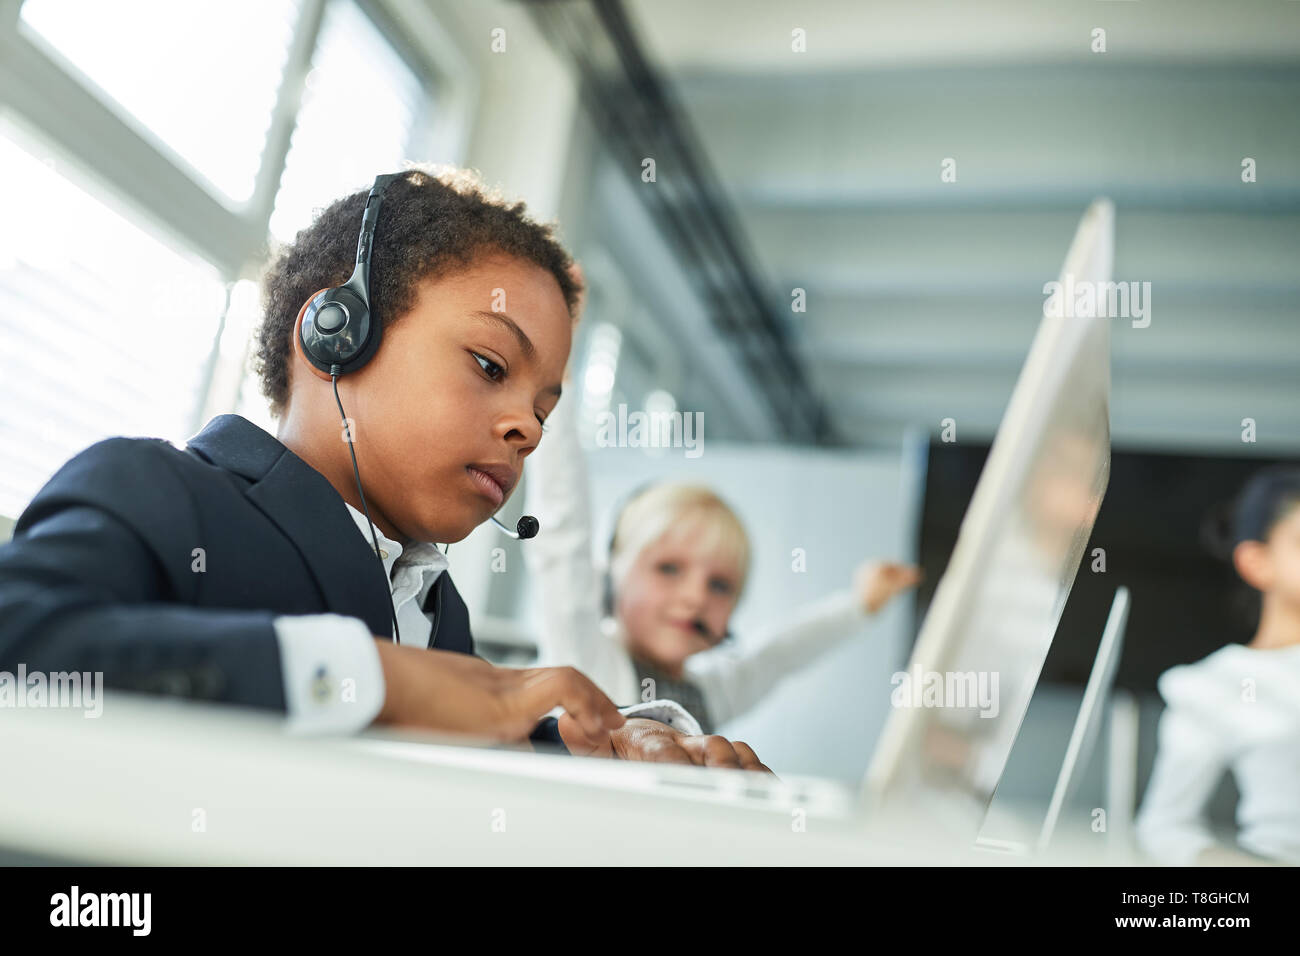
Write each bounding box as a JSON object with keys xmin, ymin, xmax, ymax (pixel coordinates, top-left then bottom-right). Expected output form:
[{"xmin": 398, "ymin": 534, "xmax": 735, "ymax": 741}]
[
  {"xmin": 186, "ymin": 414, "xmax": 395, "ymax": 639},
  {"xmin": 422, "ymin": 575, "xmax": 442, "ymax": 649},
  {"xmin": 422, "ymin": 572, "xmax": 474, "ymax": 655}
]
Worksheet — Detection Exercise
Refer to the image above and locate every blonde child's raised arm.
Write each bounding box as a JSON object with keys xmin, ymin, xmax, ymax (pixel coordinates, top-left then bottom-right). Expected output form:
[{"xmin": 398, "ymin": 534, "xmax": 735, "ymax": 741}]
[
  {"xmin": 522, "ymin": 389, "xmax": 639, "ymax": 703},
  {"xmin": 684, "ymin": 561, "xmax": 920, "ymax": 727}
]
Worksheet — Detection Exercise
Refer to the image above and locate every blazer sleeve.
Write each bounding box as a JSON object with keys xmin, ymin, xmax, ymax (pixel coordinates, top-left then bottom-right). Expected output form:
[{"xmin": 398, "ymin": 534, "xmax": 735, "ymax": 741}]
[{"xmin": 0, "ymin": 437, "xmax": 286, "ymax": 710}]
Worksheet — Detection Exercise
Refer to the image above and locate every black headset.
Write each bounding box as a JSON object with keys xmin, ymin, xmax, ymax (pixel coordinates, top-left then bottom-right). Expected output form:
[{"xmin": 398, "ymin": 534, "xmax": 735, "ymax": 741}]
[
  {"xmin": 301, "ymin": 171, "xmax": 539, "ymax": 543},
  {"xmin": 299, "ymin": 173, "xmax": 398, "ymax": 375},
  {"xmin": 299, "ymin": 174, "xmax": 403, "ymax": 640},
  {"xmin": 301, "ymin": 174, "xmax": 539, "ymax": 643},
  {"xmin": 602, "ymin": 480, "xmax": 658, "ymax": 616}
]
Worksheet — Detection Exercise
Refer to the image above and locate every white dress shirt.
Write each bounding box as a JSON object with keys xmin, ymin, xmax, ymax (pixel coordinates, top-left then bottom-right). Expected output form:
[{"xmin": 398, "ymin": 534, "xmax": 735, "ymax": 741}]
[
  {"xmin": 271, "ymin": 503, "xmax": 447, "ymax": 734},
  {"xmin": 1135, "ymin": 643, "xmax": 1300, "ymax": 865},
  {"xmin": 273, "ymin": 503, "xmax": 702, "ymax": 736}
]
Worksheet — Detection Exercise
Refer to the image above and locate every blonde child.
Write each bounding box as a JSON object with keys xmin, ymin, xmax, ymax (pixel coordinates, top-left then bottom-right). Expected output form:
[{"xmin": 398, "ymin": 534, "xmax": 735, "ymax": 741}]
[{"xmin": 523, "ymin": 386, "xmax": 920, "ymax": 734}]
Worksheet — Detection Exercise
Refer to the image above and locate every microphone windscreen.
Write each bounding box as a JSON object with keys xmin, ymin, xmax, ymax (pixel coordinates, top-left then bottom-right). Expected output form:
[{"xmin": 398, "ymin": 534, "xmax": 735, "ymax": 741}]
[{"xmin": 516, "ymin": 515, "xmax": 540, "ymax": 539}]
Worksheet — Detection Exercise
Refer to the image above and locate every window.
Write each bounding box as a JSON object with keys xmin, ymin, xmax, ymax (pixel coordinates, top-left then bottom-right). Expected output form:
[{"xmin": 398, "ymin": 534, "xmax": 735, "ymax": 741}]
[
  {"xmin": 1, "ymin": 0, "xmax": 443, "ymax": 519},
  {"xmin": 577, "ymin": 322, "xmax": 623, "ymax": 446},
  {"xmin": 267, "ymin": 0, "xmax": 427, "ymax": 241},
  {"xmin": 0, "ymin": 123, "xmax": 228, "ymax": 520},
  {"xmin": 236, "ymin": 0, "xmax": 431, "ymax": 426},
  {"xmin": 19, "ymin": 0, "xmax": 300, "ymax": 204}
]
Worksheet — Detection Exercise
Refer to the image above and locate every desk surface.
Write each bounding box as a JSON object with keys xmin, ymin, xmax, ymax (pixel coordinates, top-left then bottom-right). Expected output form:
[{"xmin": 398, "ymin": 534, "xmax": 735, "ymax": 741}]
[{"xmin": 0, "ymin": 692, "xmax": 1127, "ymax": 865}]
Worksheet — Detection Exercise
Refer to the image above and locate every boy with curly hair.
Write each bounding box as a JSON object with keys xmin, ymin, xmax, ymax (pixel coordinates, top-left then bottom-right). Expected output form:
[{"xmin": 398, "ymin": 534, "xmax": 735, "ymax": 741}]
[{"xmin": 0, "ymin": 164, "xmax": 770, "ymax": 771}]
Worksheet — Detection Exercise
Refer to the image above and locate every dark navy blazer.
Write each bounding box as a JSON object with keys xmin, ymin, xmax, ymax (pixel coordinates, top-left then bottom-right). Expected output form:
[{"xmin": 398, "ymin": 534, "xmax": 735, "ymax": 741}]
[{"xmin": 0, "ymin": 413, "xmax": 561, "ymax": 743}]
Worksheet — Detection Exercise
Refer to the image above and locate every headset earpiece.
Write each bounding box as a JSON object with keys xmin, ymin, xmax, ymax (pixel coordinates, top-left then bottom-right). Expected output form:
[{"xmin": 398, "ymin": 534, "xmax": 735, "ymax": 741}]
[
  {"xmin": 298, "ymin": 173, "xmax": 399, "ymax": 377},
  {"xmin": 602, "ymin": 567, "xmax": 615, "ymax": 617},
  {"xmin": 603, "ymin": 479, "xmax": 662, "ymax": 619},
  {"xmin": 300, "ymin": 173, "xmax": 402, "ymax": 642},
  {"xmin": 300, "ymin": 285, "xmax": 378, "ymax": 374}
]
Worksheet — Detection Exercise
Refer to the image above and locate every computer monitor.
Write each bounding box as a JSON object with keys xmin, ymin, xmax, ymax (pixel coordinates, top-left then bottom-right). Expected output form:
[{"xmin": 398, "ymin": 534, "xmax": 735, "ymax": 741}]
[
  {"xmin": 865, "ymin": 199, "xmax": 1115, "ymax": 837},
  {"xmin": 1036, "ymin": 585, "xmax": 1130, "ymax": 851},
  {"xmin": 973, "ymin": 585, "xmax": 1130, "ymax": 855}
]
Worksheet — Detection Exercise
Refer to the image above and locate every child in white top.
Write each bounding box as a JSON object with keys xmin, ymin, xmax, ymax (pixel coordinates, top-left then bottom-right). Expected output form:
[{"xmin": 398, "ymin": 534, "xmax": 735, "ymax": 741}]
[
  {"xmin": 523, "ymin": 385, "xmax": 920, "ymax": 734},
  {"xmin": 1135, "ymin": 467, "xmax": 1300, "ymax": 865}
]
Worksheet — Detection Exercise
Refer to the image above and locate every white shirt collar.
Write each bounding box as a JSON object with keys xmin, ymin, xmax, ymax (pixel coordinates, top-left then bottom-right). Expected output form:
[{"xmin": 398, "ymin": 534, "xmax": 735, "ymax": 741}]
[{"xmin": 343, "ymin": 502, "xmax": 449, "ymax": 584}]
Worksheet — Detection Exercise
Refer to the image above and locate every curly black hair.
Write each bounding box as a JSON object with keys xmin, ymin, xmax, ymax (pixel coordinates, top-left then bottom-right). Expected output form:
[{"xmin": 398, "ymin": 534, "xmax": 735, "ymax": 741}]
[{"xmin": 252, "ymin": 163, "xmax": 582, "ymax": 418}]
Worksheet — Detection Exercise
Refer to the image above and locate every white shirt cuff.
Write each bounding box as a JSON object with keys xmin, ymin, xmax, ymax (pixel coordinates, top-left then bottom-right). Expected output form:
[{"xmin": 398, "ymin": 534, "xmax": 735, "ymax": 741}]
[
  {"xmin": 618, "ymin": 699, "xmax": 703, "ymax": 737},
  {"xmin": 273, "ymin": 614, "xmax": 386, "ymax": 734}
]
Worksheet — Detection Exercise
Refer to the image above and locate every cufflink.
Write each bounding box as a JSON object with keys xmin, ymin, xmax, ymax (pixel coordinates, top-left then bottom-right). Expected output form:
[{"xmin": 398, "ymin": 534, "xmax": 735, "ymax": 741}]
[{"xmin": 310, "ymin": 665, "xmax": 334, "ymax": 704}]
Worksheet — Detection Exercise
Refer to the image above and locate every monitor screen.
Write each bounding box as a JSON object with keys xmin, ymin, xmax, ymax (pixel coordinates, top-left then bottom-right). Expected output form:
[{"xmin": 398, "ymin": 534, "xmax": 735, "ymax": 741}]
[
  {"xmin": 916, "ymin": 442, "xmax": 1300, "ymax": 693},
  {"xmin": 866, "ymin": 200, "xmax": 1113, "ymax": 833}
]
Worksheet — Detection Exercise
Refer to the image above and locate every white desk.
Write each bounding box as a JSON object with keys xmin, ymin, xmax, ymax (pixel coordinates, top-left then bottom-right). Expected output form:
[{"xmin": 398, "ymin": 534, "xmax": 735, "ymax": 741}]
[{"xmin": 0, "ymin": 692, "xmax": 1123, "ymax": 865}]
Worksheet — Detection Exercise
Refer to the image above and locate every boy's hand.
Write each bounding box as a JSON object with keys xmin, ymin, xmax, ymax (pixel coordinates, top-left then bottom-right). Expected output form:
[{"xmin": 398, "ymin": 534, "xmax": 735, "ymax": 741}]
[
  {"xmin": 854, "ymin": 560, "xmax": 923, "ymax": 615},
  {"xmin": 373, "ymin": 641, "xmax": 624, "ymax": 749},
  {"xmin": 558, "ymin": 716, "xmax": 774, "ymax": 774}
]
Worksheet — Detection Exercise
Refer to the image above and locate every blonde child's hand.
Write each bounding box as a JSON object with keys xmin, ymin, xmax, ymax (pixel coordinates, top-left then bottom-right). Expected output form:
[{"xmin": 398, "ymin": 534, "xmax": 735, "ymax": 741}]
[
  {"xmin": 854, "ymin": 561, "xmax": 923, "ymax": 615},
  {"xmin": 559, "ymin": 717, "xmax": 775, "ymax": 774}
]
